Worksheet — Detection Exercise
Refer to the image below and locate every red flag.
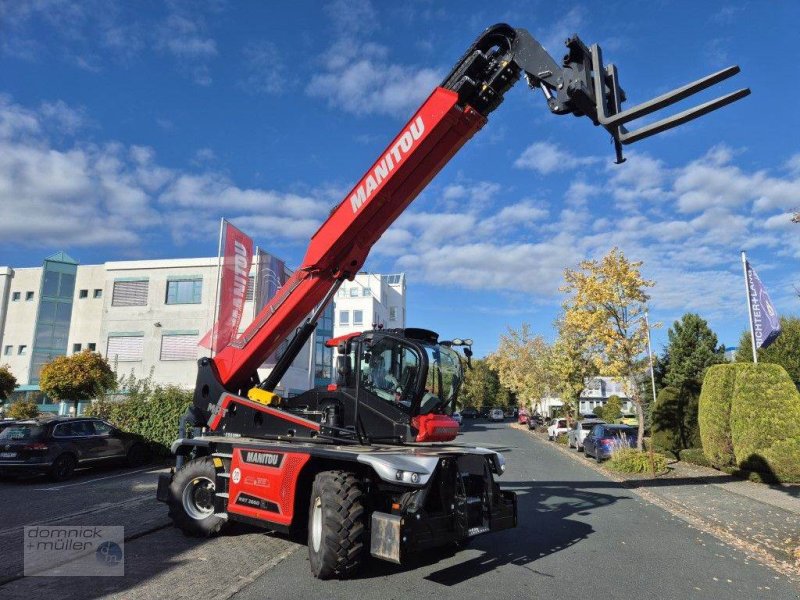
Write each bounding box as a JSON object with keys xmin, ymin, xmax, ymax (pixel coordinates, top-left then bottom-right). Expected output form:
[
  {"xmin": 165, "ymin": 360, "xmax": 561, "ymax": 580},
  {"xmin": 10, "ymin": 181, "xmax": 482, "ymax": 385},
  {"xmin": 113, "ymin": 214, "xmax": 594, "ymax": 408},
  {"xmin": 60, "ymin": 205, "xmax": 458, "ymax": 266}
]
[{"xmin": 199, "ymin": 221, "xmax": 253, "ymax": 353}]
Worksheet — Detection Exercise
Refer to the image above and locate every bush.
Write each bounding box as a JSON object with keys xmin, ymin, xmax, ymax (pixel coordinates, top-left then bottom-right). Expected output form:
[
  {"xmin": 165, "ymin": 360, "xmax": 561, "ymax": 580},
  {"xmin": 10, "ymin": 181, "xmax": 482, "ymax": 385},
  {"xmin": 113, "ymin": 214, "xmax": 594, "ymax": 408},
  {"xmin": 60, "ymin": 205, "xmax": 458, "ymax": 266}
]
[
  {"xmin": 679, "ymin": 447, "xmax": 712, "ymax": 468},
  {"xmin": 7, "ymin": 399, "xmax": 39, "ymax": 419},
  {"xmin": 652, "ymin": 386, "xmax": 701, "ymax": 458},
  {"xmin": 86, "ymin": 384, "xmax": 192, "ymax": 456},
  {"xmin": 606, "ymin": 448, "xmax": 669, "ymax": 475},
  {"xmin": 698, "ymin": 364, "xmax": 737, "ymax": 468},
  {"xmin": 555, "ymin": 433, "xmax": 569, "ymax": 445},
  {"xmin": 730, "ymin": 363, "xmax": 800, "ymax": 482}
]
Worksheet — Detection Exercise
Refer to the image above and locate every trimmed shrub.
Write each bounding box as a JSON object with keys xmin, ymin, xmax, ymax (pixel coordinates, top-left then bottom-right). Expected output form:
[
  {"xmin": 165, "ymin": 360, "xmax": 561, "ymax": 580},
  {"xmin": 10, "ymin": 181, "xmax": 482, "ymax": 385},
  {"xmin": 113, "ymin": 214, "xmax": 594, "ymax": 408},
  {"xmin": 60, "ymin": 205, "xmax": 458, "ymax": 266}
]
[
  {"xmin": 7, "ymin": 399, "xmax": 39, "ymax": 419},
  {"xmin": 698, "ymin": 364, "xmax": 737, "ymax": 468},
  {"xmin": 679, "ymin": 447, "xmax": 712, "ymax": 468},
  {"xmin": 607, "ymin": 449, "xmax": 669, "ymax": 475},
  {"xmin": 87, "ymin": 385, "xmax": 192, "ymax": 456},
  {"xmin": 652, "ymin": 386, "xmax": 702, "ymax": 458},
  {"xmin": 730, "ymin": 363, "xmax": 800, "ymax": 482}
]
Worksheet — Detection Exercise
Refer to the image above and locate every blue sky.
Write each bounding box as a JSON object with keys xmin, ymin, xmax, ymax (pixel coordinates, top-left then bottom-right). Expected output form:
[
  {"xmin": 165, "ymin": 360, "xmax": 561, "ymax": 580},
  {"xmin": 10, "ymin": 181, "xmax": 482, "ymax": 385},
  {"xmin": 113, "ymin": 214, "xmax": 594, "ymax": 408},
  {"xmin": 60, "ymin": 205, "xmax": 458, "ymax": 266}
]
[{"xmin": 1, "ymin": 0, "xmax": 799, "ymax": 357}]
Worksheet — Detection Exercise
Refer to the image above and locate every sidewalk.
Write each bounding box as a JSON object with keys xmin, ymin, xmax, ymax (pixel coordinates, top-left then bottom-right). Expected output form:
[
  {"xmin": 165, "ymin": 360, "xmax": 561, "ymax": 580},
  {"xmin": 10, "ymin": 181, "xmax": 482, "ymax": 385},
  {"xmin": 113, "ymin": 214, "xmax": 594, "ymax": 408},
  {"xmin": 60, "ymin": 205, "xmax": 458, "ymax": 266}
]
[{"xmin": 518, "ymin": 424, "xmax": 800, "ymax": 578}]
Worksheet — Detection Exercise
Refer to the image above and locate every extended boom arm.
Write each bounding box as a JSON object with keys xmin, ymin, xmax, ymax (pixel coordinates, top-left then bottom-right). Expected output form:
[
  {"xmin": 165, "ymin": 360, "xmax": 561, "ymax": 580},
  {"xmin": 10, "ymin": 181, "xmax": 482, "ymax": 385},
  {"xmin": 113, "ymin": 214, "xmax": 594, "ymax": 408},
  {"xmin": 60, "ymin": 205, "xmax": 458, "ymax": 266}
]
[{"xmin": 204, "ymin": 22, "xmax": 749, "ymax": 402}]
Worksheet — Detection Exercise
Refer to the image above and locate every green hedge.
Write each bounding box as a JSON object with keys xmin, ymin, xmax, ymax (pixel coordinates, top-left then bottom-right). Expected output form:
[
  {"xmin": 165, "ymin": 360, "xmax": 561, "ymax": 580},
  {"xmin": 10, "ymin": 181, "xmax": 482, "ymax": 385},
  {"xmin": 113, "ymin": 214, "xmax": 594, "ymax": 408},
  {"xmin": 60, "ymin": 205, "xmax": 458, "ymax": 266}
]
[
  {"xmin": 652, "ymin": 386, "xmax": 701, "ymax": 458},
  {"xmin": 730, "ymin": 363, "xmax": 800, "ymax": 482},
  {"xmin": 698, "ymin": 364, "xmax": 737, "ymax": 468},
  {"xmin": 87, "ymin": 385, "xmax": 192, "ymax": 456},
  {"xmin": 679, "ymin": 447, "xmax": 712, "ymax": 468}
]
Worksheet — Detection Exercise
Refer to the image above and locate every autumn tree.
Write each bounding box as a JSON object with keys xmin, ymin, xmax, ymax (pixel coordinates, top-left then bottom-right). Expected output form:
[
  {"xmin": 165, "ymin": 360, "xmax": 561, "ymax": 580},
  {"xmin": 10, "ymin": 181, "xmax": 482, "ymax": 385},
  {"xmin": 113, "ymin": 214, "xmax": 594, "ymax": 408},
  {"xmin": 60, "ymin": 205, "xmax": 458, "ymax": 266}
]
[
  {"xmin": 8, "ymin": 398, "xmax": 39, "ymax": 419},
  {"xmin": 561, "ymin": 248, "xmax": 655, "ymax": 450},
  {"xmin": 0, "ymin": 364, "xmax": 17, "ymax": 410},
  {"xmin": 735, "ymin": 316, "xmax": 800, "ymax": 386},
  {"xmin": 488, "ymin": 324, "xmax": 555, "ymax": 415},
  {"xmin": 39, "ymin": 350, "xmax": 117, "ymax": 414},
  {"xmin": 459, "ymin": 358, "xmax": 499, "ymax": 410},
  {"xmin": 551, "ymin": 321, "xmax": 597, "ymax": 422}
]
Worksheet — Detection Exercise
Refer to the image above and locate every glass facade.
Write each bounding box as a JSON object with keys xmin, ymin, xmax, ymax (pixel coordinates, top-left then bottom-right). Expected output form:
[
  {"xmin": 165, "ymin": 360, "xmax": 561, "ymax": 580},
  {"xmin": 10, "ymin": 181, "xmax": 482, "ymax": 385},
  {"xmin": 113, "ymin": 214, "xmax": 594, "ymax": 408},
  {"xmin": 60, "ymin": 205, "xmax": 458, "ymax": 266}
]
[
  {"xmin": 29, "ymin": 253, "xmax": 78, "ymax": 384},
  {"xmin": 314, "ymin": 303, "xmax": 334, "ymax": 387}
]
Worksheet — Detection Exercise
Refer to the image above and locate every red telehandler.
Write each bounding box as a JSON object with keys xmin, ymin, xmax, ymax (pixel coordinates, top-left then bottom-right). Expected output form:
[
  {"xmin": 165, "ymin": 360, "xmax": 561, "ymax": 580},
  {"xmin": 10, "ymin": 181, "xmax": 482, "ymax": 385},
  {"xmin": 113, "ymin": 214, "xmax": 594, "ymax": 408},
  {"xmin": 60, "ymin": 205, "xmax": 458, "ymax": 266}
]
[{"xmin": 157, "ymin": 23, "xmax": 748, "ymax": 579}]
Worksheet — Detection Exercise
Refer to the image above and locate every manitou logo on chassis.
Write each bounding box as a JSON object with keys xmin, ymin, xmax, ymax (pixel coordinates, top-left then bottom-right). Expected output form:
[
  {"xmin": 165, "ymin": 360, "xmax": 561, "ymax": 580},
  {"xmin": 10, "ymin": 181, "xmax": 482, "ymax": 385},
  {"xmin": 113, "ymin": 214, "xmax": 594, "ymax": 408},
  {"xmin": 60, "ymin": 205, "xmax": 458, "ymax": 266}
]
[
  {"xmin": 350, "ymin": 116, "xmax": 425, "ymax": 213},
  {"xmin": 243, "ymin": 451, "xmax": 283, "ymax": 467}
]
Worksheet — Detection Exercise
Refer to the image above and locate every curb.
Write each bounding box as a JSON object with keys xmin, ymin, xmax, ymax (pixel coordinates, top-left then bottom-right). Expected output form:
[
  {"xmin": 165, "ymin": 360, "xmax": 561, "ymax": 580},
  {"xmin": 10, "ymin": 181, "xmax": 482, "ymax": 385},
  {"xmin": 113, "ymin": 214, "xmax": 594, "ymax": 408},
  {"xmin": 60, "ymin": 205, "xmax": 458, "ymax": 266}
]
[{"xmin": 511, "ymin": 423, "xmax": 800, "ymax": 581}]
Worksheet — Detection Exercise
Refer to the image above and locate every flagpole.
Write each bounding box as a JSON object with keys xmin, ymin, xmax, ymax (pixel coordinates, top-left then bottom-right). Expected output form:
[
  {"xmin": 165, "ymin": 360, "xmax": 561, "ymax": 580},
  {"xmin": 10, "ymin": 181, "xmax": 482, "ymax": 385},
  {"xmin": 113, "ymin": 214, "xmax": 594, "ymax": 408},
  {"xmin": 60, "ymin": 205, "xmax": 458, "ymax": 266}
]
[
  {"xmin": 741, "ymin": 250, "xmax": 758, "ymax": 364},
  {"xmin": 210, "ymin": 218, "xmax": 225, "ymax": 358}
]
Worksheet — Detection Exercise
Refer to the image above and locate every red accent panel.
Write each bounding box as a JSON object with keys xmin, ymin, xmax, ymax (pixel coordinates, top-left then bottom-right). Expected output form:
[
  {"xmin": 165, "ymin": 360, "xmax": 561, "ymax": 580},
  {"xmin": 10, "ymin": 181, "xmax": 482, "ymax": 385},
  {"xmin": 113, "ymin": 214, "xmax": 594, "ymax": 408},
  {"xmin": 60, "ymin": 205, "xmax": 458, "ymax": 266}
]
[
  {"xmin": 327, "ymin": 384, "xmax": 338, "ymax": 391},
  {"xmin": 212, "ymin": 89, "xmax": 486, "ymax": 389},
  {"xmin": 413, "ymin": 414, "xmax": 460, "ymax": 442},
  {"xmin": 227, "ymin": 448, "xmax": 311, "ymax": 526},
  {"xmin": 207, "ymin": 393, "xmax": 321, "ymax": 432},
  {"xmin": 325, "ymin": 331, "xmax": 362, "ymax": 348}
]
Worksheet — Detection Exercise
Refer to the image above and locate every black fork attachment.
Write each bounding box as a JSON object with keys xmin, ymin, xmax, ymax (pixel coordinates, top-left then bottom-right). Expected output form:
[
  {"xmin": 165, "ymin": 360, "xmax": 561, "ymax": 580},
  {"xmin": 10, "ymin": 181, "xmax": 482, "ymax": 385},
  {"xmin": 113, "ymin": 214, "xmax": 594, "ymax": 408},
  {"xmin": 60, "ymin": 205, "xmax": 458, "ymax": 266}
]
[{"xmin": 442, "ymin": 23, "xmax": 750, "ymax": 163}]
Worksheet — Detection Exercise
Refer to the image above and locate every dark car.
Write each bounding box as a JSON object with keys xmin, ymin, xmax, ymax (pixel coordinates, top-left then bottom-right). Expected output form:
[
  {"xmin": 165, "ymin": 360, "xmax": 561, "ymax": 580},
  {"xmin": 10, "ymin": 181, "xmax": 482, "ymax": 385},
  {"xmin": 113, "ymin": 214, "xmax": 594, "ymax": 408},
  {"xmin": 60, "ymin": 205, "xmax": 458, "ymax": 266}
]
[
  {"xmin": 0, "ymin": 417, "xmax": 149, "ymax": 481},
  {"xmin": 583, "ymin": 424, "xmax": 638, "ymax": 462},
  {"xmin": 461, "ymin": 407, "xmax": 479, "ymax": 419}
]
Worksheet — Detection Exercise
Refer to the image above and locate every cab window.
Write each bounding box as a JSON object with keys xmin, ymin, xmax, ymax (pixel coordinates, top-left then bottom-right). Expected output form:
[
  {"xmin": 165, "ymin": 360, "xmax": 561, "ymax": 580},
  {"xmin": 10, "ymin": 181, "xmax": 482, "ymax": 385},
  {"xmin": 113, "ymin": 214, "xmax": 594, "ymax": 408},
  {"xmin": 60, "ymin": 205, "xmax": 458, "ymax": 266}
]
[{"xmin": 360, "ymin": 338, "xmax": 420, "ymax": 411}]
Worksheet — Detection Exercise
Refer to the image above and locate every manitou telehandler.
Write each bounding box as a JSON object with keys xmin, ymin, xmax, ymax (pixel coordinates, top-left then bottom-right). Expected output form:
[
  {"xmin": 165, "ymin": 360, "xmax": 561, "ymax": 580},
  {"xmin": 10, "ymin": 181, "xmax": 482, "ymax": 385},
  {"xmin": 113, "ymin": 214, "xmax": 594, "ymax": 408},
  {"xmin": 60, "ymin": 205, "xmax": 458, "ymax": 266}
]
[{"xmin": 157, "ymin": 23, "xmax": 748, "ymax": 579}]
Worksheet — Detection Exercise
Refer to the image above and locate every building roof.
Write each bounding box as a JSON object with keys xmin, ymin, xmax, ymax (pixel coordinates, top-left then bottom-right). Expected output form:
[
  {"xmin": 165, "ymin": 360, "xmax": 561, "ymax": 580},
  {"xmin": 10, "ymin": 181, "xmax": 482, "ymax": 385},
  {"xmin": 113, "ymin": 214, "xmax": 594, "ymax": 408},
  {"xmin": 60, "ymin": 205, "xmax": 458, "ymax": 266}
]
[{"xmin": 44, "ymin": 251, "xmax": 78, "ymax": 265}]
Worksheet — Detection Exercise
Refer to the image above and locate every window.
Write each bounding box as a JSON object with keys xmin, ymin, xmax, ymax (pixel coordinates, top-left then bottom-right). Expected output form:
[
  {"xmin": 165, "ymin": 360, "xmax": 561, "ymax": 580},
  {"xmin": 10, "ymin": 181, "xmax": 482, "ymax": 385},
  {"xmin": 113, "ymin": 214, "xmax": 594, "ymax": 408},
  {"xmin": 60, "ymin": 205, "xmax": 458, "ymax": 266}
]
[
  {"xmin": 88, "ymin": 343, "xmax": 96, "ymax": 351},
  {"xmin": 73, "ymin": 343, "xmax": 82, "ymax": 353},
  {"xmin": 25, "ymin": 291, "xmax": 34, "ymax": 301},
  {"xmin": 106, "ymin": 335, "xmax": 144, "ymax": 361},
  {"xmin": 339, "ymin": 310, "xmax": 349, "ymax": 325},
  {"xmin": 112, "ymin": 280, "xmax": 149, "ymax": 306},
  {"xmin": 362, "ymin": 287, "xmax": 372, "ymax": 297},
  {"xmin": 11, "ymin": 292, "xmax": 20, "ymax": 301},
  {"xmin": 93, "ymin": 288, "xmax": 103, "ymax": 298},
  {"xmin": 359, "ymin": 337, "xmax": 420, "ymax": 410},
  {"xmin": 337, "ymin": 289, "xmax": 346, "ymax": 297},
  {"xmin": 42, "ymin": 271, "xmax": 75, "ymax": 298},
  {"xmin": 389, "ymin": 307, "xmax": 397, "ymax": 321},
  {"xmin": 3, "ymin": 345, "xmax": 11, "ymax": 356},
  {"xmin": 91, "ymin": 420, "xmax": 112, "ymax": 435},
  {"xmin": 245, "ymin": 276, "xmax": 254, "ymax": 301},
  {"xmin": 353, "ymin": 310, "xmax": 363, "ymax": 326},
  {"xmin": 79, "ymin": 289, "xmax": 89, "ymax": 299},
  {"xmin": 18, "ymin": 345, "xmax": 26, "ymax": 355},
  {"xmin": 165, "ymin": 279, "xmax": 202, "ymax": 305},
  {"xmin": 160, "ymin": 334, "xmax": 198, "ymax": 361},
  {"xmin": 383, "ymin": 274, "xmax": 402, "ymax": 285},
  {"xmin": 349, "ymin": 288, "xmax": 358, "ymax": 297}
]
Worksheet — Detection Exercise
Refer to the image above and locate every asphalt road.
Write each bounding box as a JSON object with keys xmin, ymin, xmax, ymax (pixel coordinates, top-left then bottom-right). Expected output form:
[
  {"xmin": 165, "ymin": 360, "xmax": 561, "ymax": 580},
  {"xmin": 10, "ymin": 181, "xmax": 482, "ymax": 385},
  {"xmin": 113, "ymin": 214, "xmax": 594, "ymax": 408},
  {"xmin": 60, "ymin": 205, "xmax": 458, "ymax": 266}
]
[
  {"xmin": 233, "ymin": 421, "xmax": 799, "ymax": 600},
  {"xmin": 0, "ymin": 422, "xmax": 797, "ymax": 599}
]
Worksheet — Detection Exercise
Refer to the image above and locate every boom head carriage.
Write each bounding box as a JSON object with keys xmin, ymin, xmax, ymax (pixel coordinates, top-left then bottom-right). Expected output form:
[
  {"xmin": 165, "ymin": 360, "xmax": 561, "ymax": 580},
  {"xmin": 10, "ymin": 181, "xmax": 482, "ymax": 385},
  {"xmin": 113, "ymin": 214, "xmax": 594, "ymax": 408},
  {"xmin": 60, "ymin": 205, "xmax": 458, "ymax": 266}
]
[{"xmin": 442, "ymin": 23, "xmax": 750, "ymax": 162}]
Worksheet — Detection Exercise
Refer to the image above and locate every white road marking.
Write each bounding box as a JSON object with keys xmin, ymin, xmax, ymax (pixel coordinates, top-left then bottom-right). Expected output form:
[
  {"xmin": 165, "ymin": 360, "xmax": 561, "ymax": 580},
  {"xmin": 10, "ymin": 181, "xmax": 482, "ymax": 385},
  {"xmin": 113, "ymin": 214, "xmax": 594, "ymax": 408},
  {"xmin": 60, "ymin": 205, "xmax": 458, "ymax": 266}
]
[{"xmin": 34, "ymin": 466, "xmax": 164, "ymax": 491}]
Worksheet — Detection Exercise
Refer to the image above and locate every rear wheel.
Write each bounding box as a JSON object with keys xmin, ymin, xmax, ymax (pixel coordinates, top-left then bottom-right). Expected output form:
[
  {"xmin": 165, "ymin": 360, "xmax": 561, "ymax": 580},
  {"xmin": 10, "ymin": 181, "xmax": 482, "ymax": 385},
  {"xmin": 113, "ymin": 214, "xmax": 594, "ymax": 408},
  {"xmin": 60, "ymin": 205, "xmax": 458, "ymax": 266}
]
[
  {"xmin": 307, "ymin": 470, "xmax": 366, "ymax": 579},
  {"xmin": 49, "ymin": 454, "xmax": 76, "ymax": 482},
  {"xmin": 167, "ymin": 457, "xmax": 226, "ymax": 537}
]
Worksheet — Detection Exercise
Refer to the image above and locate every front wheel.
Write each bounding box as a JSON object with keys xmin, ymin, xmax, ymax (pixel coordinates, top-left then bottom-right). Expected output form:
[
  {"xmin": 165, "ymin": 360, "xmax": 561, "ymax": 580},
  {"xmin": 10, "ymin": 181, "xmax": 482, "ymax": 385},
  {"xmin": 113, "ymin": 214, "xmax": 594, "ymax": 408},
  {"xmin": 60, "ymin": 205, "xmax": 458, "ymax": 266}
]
[
  {"xmin": 49, "ymin": 454, "xmax": 76, "ymax": 482},
  {"xmin": 167, "ymin": 457, "xmax": 226, "ymax": 537},
  {"xmin": 308, "ymin": 470, "xmax": 366, "ymax": 579}
]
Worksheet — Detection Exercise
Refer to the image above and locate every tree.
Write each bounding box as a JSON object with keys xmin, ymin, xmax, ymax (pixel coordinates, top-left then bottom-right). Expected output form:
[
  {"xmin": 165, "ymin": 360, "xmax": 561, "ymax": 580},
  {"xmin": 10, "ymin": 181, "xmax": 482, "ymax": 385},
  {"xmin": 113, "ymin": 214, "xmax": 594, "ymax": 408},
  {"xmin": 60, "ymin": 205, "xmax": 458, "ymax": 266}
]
[
  {"xmin": 488, "ymin": 324, "xmax": 556, "ymax": 416},
  {"xmin": 551, "ymin": 322, "xmax": 597, "ymax": 422},
  {"xmin": 654, "ymin": 313, "xmax": 725, "ymax": 452},
  {"xmin": 8, "ymin": 398, "xmax": 39, "ymax": 419},
  {"xmin": 39, "ymin": 350, "xmax": 117, "ymax": 414},
  {"xmin": 561, "ymin": 248, "xmax": 655, "ymax": 450},
  {"xmin": 735, "ymin": 316, "xmax": 800, "ymax": 386},
  {"xmin": 459, "ymin": 359, "xmax": 499, "ymax": 409},
  {"xmin": 597, "ymin": 394, "xmax": 622, "ymax": 422},
  {"xmin": 0, "ymin": 364, "xmax": 17, "ymax": 410}
]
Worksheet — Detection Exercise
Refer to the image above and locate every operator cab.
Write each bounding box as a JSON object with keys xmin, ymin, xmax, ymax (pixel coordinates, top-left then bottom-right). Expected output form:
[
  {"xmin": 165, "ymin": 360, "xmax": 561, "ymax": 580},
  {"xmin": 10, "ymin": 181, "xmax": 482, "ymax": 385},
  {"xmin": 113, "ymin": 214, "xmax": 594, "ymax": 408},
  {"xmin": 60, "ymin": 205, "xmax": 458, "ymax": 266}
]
[{"xmin": 294, "ymin": 328, "xmax": 464, "ymax": 443}]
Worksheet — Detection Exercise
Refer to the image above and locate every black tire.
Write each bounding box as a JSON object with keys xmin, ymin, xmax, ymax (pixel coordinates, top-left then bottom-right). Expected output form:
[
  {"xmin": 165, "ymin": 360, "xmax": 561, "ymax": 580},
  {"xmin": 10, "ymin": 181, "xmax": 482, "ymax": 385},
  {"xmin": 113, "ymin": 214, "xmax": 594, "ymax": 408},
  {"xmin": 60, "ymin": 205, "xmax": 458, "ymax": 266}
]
[
  {"xmin": 595, "ymin": 451, "xmax": 603, "ymax": 464},
  {"xmin": 125, "ymin": 443, "xmax": 149, "ymax": 468},
  {"xmin": 49, "ymin": 454, "xmax": 76, "ymax": 482},
  {"xmin": 307, "ymin": 470, "xmax": 366, "ymax": 579},
  {"xmin": 167, "ymin": 457, "xmax": 226, "ymax": 537}
]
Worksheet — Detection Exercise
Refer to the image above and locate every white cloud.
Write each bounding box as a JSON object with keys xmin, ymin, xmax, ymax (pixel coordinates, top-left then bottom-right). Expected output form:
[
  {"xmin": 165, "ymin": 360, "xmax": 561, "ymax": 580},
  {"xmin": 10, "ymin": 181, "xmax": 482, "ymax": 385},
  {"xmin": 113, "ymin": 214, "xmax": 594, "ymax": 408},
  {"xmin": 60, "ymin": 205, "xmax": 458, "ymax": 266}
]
[
  {"xmin": 306, "ymin": 0, "xmax": 443, "ymax": 117},
  {"xmin": 240, "ymin": 42, "xmax": 286, "ymax": 95},
  {"xmin": 514, "ymin": 141, "xmax": 600, "ymax": 175}
]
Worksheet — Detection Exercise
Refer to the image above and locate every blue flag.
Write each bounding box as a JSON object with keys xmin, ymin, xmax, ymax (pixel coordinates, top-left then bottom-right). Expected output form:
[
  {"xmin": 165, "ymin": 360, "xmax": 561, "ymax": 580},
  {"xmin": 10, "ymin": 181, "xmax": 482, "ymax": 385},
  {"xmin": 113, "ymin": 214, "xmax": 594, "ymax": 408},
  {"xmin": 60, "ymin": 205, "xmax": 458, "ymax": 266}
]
[{"xmin": 745, "ymin": 261, "xmax": 781, "ymax": 349}]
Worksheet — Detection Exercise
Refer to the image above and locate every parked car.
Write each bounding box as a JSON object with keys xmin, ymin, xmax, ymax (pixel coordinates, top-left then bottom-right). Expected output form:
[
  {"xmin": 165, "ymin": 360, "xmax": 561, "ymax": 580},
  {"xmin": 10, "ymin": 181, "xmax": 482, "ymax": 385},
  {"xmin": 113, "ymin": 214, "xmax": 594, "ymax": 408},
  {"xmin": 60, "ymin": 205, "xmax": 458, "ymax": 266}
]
[
  {"xmin": 616, "ymin": 413, "xmax": 639, "ymax": 426},
  {"xmin": 583, "ymin": 424, "xmax": 638, "ymax": 462},
  {"xmin": 547, "ymin": 418, "xmax": 570, "ymax": 441},
  {"xmin": 489, "ymin": 408, "xmax": 504, "ymax": 422},
  {"xmin": 527, "ymin": 414, "xmax": 541, "ymax": 430},
  {"xmin": 0, "ymin": 420, "xmax": 19, "ymax": 433},
  {"xmin": 503, "ymin": 407, "xmax": 515, "ymax": 418},
  {"xmin": 0, "ymin": 417, "xmax": 149, "ymax": 481},
  {"xmin": 567, "ymin": 418, "xmax": 606, "ymax": 451},
  {"xmin": 461, "ymin": 407, "xmax": 479, "ymax": 419},
  {"xmin": 517, "ymin": 409, "xmax": 529, "ymax": 425},
  {"xmin": 451, "ymin": 411, "xmax": 463, "ymax": 425}
]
